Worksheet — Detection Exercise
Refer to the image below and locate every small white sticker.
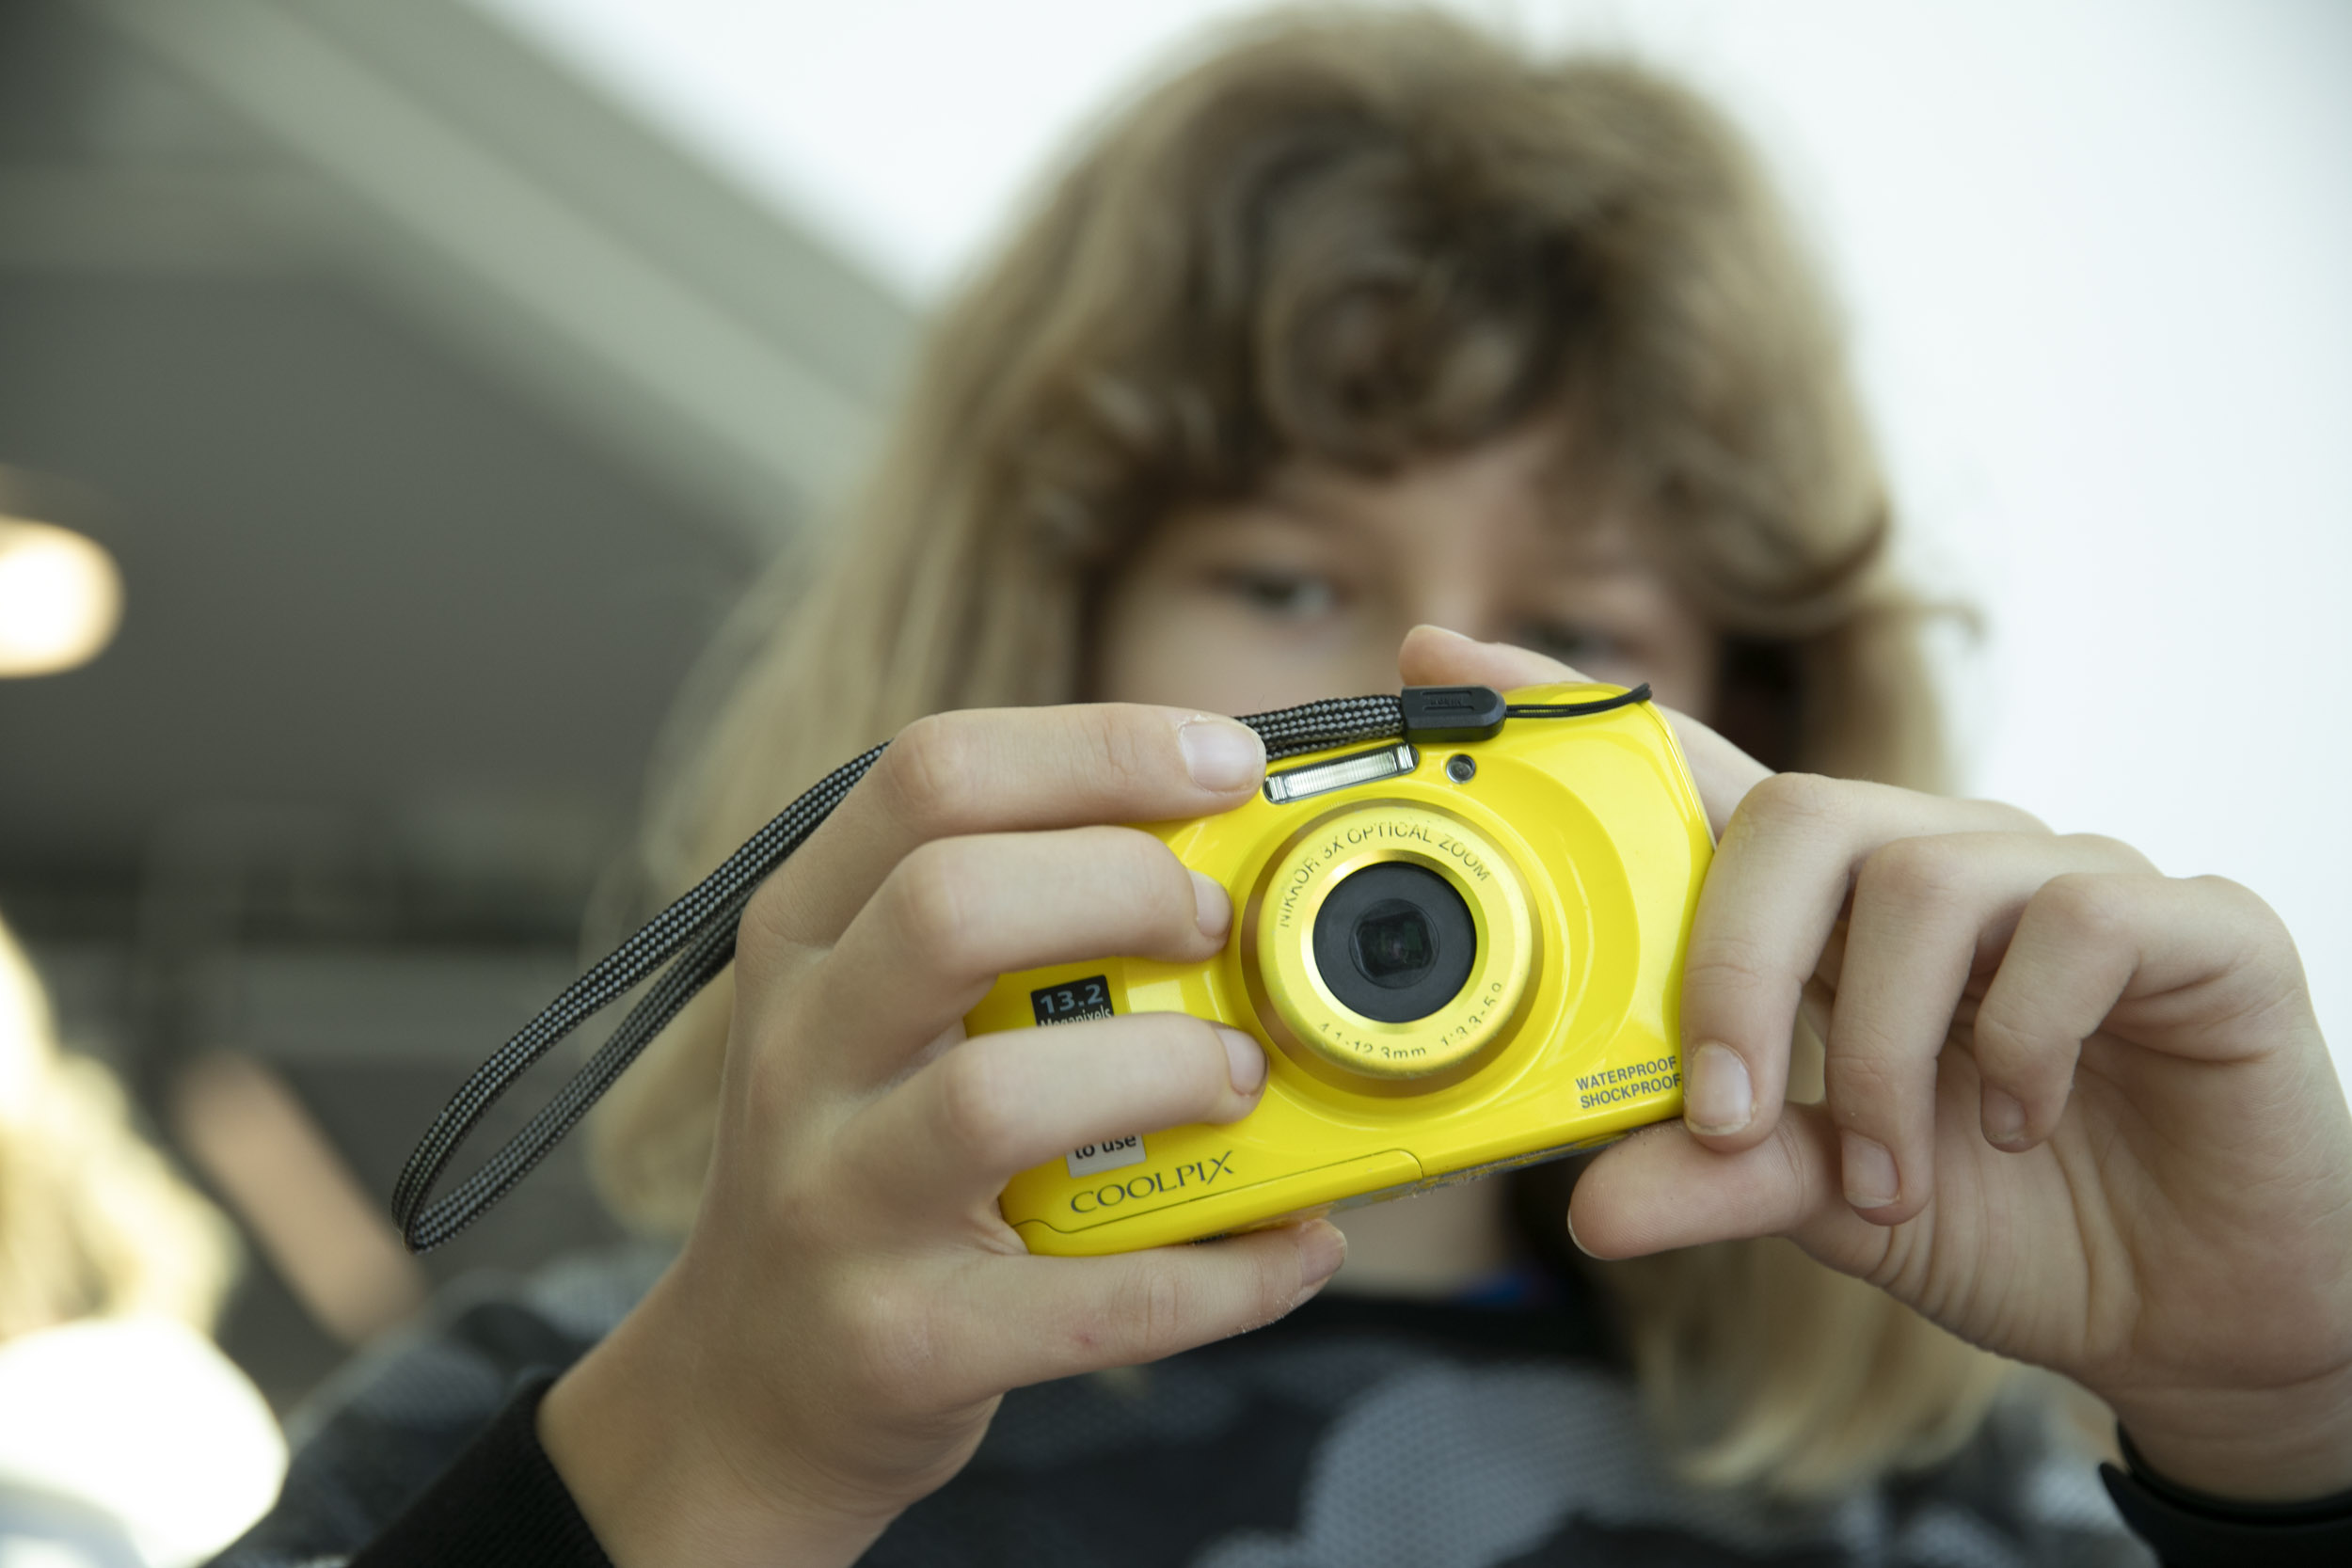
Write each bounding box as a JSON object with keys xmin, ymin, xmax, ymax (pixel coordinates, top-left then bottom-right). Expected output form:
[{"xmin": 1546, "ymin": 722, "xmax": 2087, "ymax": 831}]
[{"xmin": 1065, "ymin": 1134, "xmax": 1146, "ymax": 1180}]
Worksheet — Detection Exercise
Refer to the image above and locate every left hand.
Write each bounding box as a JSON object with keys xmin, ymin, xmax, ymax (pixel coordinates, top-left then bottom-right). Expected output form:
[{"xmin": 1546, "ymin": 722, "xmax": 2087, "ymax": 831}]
[{"xmin": 1400, "ymin": 626, "xmax": 2352, "ymax": 1503}]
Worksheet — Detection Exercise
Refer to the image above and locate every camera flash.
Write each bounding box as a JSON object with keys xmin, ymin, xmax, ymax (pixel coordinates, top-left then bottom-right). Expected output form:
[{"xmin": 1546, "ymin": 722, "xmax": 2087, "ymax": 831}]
[{"xmin": 1263, "ymin": 743, "xmax": 1419, "ymax": 805}]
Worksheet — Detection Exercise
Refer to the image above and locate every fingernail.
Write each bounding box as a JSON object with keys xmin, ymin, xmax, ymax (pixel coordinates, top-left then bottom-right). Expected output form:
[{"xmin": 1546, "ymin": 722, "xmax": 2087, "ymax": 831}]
[
  {"xmin": 1565, "ymin": 1209, "xmax": 1594, "ymax": 1258},
  {"xmin": 1840, "ymin": 1132, "xmax": 1899, "ymax": 1210},
  {"xmin": 1218, "ymin": 1027, "xmax": 1268, "ymax": 1096},
  {"xmin": 1683, "ymin": 1043, "xmax": 1752, "ymax": 1135},
  {"xmin": 1191, "ymin": 871, "xmax": 1232, "ymax": 941},
  {"xmin": 1180, "ymin": 718, "xmax": 1263, "ymax": 792},
  {"xmin": 1295, "ymin": 1220, "xmax": 1346, "ymax": 1300},
  {"xmin": 1981, "ymin": 1086, "xmax": 2027, "ymax": 1148}
]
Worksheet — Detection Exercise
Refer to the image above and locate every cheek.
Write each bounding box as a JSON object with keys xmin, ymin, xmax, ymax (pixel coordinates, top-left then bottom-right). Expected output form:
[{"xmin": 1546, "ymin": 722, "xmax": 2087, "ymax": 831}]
[
  {"xmin": 1600, "ymin": 584, "xmax": 1719, "ymax": 722},
  {"xmin": 1091, "ymin": 590, "xmax": 1266, "ymax": 710},
  {"xmin": 1643, "ymin": 631, "xmax": 1719, "ymax": 722}
]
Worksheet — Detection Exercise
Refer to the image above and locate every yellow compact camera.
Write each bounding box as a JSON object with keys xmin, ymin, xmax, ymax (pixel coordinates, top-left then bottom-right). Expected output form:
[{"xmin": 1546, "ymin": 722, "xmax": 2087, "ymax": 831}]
[{"xmin": 965, "ymin": 681, "xmax": 1713, "ymax": 1257}]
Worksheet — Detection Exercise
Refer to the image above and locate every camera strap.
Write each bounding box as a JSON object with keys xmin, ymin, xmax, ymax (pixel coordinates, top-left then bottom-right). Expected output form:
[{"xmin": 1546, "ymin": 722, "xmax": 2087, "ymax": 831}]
[{"xmin": 389, "ymin": 683, "xmax": 1649, "ymax": 1251}]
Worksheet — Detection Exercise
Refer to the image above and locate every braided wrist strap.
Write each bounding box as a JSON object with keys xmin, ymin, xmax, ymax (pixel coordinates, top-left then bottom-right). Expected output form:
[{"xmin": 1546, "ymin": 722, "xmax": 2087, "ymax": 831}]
[{"xmin": 390, "ymin": 685, "xmax": 1645, "ymax": 1252}]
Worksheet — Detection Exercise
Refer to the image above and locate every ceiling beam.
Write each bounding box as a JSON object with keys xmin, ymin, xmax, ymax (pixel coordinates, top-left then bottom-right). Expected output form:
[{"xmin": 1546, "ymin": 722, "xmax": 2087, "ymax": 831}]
[{"xmin": 88, "ymin": 0, "xmax": 916, "ymax": 552}]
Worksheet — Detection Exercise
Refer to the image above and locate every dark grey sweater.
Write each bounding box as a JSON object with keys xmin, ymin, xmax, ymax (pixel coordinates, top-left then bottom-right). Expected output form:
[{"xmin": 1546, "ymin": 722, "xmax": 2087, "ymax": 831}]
[{"xmin": 210, "ymin": 1245, "xmax": 2188, "ymax": 1568}]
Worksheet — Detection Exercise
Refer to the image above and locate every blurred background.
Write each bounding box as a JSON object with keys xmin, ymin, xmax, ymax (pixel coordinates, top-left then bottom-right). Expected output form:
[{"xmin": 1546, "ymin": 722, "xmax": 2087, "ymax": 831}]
[
  {"xmin": 0, "ymin": 0, "xmax": 913, "ymax": 1447},
  {"xmin": 0, "ymin": 0, "xmax": 2345, "ymax": 1551}
]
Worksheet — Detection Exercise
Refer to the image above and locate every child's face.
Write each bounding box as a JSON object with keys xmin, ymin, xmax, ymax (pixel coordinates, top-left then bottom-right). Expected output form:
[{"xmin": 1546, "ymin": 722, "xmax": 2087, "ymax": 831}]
[{"xmin": 1092, "ymin": 422, "xmax": 1718, "ymax": 720}]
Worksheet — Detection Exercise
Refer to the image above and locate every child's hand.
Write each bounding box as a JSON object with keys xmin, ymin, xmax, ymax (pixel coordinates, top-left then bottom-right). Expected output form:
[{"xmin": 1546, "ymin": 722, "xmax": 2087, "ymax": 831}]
[
  {"xmin": 1403, "ymin": 624, "xmax": 2352, "ymax": 1505},
  {"xmin": 538, "ymin": 705, "xmax": 1344, "ymax": 1568}
]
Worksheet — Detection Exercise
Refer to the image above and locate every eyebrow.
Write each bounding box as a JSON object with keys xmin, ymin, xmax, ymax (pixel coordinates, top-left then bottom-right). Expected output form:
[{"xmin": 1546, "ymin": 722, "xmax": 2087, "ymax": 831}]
[
  {"xmin": 1540, "ymin": 533, "xmax": 1645, "ymax": 575},
  {"xmin": 1246, "ymin": 481, "xmax": 1359, "ymax": 534},
  {"xmin": 1168, "ymin": 496, "xmax": 1362, "ymax": 549},
  {"xmin": 1203, "ymin": 473, "xmax": 1655, "ymax": 578}
]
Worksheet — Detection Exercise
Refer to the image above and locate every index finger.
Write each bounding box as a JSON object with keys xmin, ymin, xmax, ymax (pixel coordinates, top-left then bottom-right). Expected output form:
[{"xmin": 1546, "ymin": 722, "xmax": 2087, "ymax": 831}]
[
  {"xmin": 1396, "ymin": 625, "xmax": 1770, "ymax": 833},
  {"xmin": 746, "ymin": 704, "xmax": 1266, "ymax": 949}
]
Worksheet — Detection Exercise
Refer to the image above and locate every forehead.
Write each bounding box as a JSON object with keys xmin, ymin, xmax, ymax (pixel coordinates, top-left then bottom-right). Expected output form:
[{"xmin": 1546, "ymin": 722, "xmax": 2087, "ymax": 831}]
[{"xmin": 1252, "ymin": 421, "xmax": 1647, "ymax": 570}]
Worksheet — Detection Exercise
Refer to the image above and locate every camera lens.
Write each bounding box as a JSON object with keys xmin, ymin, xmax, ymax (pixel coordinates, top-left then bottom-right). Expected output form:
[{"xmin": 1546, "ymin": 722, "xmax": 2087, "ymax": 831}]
[
  {"xmin": 1352, "ymin": 899, "xmax": 1437, "ymax": 986},
  {"xmin": 1311, "ymin": 862, "xmax": 1477, "ymax": 1024}
]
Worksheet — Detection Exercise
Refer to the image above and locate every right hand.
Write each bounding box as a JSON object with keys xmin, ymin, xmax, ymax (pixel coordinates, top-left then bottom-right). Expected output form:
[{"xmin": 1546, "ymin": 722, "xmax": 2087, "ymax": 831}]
[{"xmin": 538, "ymin": 705, "xmax": 1348, "ymax": 1568}]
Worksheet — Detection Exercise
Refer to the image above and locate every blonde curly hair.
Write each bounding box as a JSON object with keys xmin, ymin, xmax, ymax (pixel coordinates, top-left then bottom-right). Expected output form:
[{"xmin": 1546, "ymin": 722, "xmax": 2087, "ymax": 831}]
[
  {"xmin": 594, "ymin": 8, "xmax": 2004, "ymax": 1497},
  {"xmin": 0, "ymin": 913, "xmax": 235, "ymax": 1339}
]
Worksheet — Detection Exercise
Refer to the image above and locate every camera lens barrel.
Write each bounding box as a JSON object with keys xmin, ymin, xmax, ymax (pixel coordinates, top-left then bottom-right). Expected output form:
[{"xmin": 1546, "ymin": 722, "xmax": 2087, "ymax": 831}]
[{"xmin": 1246, "ymin": 800, "xmax": 1535, "ymax": 1085}]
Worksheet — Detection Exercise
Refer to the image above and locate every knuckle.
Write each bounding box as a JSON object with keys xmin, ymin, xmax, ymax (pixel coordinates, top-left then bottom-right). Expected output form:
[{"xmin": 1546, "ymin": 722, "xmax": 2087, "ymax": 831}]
[
  {"xmin": 1254, "ymin": 1242, "xmax": 1300, "ymax": 1324},
  {"xmin": 1822, "ymin": 1045, "xmax": 1908, "ymax": 1107},
  {"xmin": 1856, "ymin": 835, "xmax": 1971, "ymax": 910},
  {"xmin": 1965, "ymin": 996, "xmax": 2038, "ymax": 1076},
  {"xmin": 736, "ymin": 872, "xmax": 799, "ymax": 960},
  {"xmin": 1091, "ymin": 822, "xmax": 1163, "ymax": 879},
  {"xmin": 2028, "ymin": 874, "xmax": 2129, "ymax": 948},
  {"xmin": 1975, "ymin": 796, "xmax": 2051, "ymax": 835},
  {"xmin": 932, "ymin": 1044, "xmax": 1028, "ymax": 1170},
  {"xmin": 1110, "ymin": 1259, "xmax": 1196, "ymax": 1354},
  {"xmin": 1078, "ymin": 705, "xmax": 1160, "ymax": 796},
  {"xmin": 2060, "ymin": 832, "xmax": 2155, "ymax": 873},
  {"xmin": 770, "ymin": 1162, "xmax": 845, "ymax": 1251},
  {"xmin": 877, "ymin": 713, "xmax": 981, "ymax": 834},
  {"xmin": 1731, "ymin": 771, "xmax": 1850, "ymax": 841},
  {"xmin": 1769, "ymin": 1117, "xmax": 1816, "ymax": 1224},
  {"xmin": 1125, "ymin": 832, "xmax": 1202, "ymax": 929},
  {"xmin": 2187, "ymin": 872, "xmax": 2272, "ymax": 928},
  {"xmin": 846, "ymin": 1275, "xmax": 945, "ymax": 1402},
  {"xmin": 2186, "ymin": 875, "xmax": 2307, "ymax": 992},
  {"xmin": 889, "ymin": 841, "xmax": 985, "ymax": 966},
  {"xmin": 1171, "ymin": 1018, "xmax": 1237, "ymax": 1104},
  {"xmin": 1682, "ymin": 929, "xmax": 1784, "ymax": 997},
  {"xmin": 1101, "ymin": 1016, "xmax": 1226, "ymax": 1116},
  {"xmin": 1079, "ymin": 829, "xmax": 1200, "ymax": 944}
]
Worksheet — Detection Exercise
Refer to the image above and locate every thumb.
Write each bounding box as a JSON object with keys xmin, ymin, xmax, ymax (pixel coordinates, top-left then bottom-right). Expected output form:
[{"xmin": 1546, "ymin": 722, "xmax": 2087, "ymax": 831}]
[{"xmin": 1396, "ymin": 625, "xmax": 1768, "ymax": 836}]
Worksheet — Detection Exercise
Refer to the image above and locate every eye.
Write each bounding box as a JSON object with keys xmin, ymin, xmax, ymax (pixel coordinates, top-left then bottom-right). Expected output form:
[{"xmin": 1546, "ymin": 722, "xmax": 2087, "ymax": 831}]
[
  {"xmin": 1520, "ymin": 620, "xmax": 1629, "ymax": 668},
  {"xmin": 1216, "ymin": 568, "xmax": 1340, "ymax": 620}
]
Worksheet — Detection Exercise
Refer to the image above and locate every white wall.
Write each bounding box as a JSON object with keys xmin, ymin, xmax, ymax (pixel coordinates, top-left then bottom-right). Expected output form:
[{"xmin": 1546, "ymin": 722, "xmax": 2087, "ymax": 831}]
[{"xmin": 477, "ymin": 0, "xmax": 2352, "ymax": 1083}]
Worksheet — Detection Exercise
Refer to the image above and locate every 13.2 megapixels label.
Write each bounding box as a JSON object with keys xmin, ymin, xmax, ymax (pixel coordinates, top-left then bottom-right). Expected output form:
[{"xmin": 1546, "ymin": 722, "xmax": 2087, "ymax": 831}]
[
  {"xmin": 1032, "ymin": 974, "xmax": 1114, "ymax": 1027},
  {"xmin": 1029, "ymin": 975, "xmax": 1143, "ymax": 1177}
]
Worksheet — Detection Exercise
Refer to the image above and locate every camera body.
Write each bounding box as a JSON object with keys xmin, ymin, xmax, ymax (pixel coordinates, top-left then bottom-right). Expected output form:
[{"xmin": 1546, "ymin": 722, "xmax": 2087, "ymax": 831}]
[{"xmin": 965, "ymin": 682, "xmax": 1712, "ymax": 1257}]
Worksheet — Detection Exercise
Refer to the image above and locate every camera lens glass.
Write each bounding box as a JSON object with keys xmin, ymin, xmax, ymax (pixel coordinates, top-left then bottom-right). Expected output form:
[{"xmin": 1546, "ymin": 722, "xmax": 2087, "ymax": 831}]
[
  {"xmin": 1352, "ymin": 899, "xmax": 1436, "ymax": 986},
  {"xmin": 1311, "ymin": 861, "xmax": 1477, "ymax": 1024}
]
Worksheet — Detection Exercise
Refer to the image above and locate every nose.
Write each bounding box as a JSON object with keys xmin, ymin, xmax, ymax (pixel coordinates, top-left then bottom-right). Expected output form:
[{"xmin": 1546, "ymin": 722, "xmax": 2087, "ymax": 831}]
[{"xmin": 1386, "ymin": 578, "xmax": 1505, "ymax": 657}]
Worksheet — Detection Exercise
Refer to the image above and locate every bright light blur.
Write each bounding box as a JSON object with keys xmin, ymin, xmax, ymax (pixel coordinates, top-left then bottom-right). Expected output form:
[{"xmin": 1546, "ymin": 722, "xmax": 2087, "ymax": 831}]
[
  {"xmin": 473, "ymin": 0, "xmax": 2352, "ymax": 1081},
  {"xmin": 0, "ymin": 1317, "xmax": 287, "ymax": 1568},
  {"xmin": 2, "ymin": 914, "xmax": 286, "ymax": 1566},
  {"xmin": 0, "ymin": 515, "xmax": 124, "ymax": 677}
]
